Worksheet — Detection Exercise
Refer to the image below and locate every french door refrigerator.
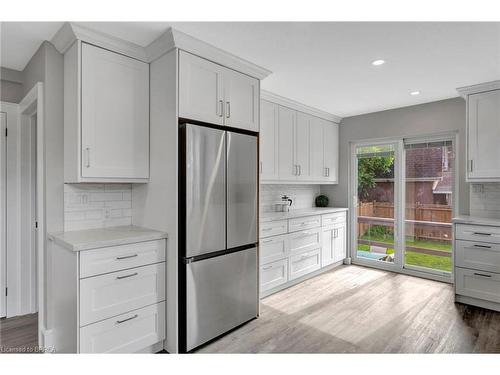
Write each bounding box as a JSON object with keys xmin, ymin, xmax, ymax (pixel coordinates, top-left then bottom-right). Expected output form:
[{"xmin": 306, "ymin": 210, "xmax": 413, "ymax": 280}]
[{"xmin": 179, "ymin": 123, "xmax": 258, "ymax": 352}]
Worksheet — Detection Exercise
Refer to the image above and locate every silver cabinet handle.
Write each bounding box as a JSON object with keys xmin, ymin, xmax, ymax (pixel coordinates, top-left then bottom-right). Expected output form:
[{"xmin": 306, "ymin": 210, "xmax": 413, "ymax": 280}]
[
  {"xmin": 226, "ymin": 102, "xmax": 230, "ymax": 118},
  {"xmin": 262, "ymin": 239, "xmax": 273, "ymax": 243},
  {"xmin": 262, "ymin": 227, "xmax": 273, "ymax": 232},
  {"xmin": 473, "ymin": 272, "xmax": 492, "ymax": 278},
  {"xmin": 116, "ymin": 272, "xmax": 138, "ymax": 280},
  {"xmin": 263, "ymin": 265, "xmax": 273, "ymax": 270},
  {"xmin": 327, "ymin": 167, "xmax": 330, "ymax": 177},
  {"xmin": 473, "ymin": 244, "xmax": 492, "ymax": 249},
  {"xmin": 218, "ymin": 100, "xmax": 224, "ymax": 117},
  {"xmin": 472, "ymin": 232, "xmax": 492, "ymax": 236},
  {"xmin": 260, "ymin": 161, "xmax": 263, "ymax": 174},
  {"xmin": 469, "ymin": 159, "xmax": 473, "ymax": 172},
  {"xmin": 116, "ymin": 254, "xmax": 138, "ymax": 260},
  {"xmin": 298, "ymin": 165, "xmax": 301, "ymax": 176},
  {"xmin": 300, "ymin": 253, "xmax": 310, "ymax": 259},
  {"xmin": 85, "ymin": 147, "xmax": 90, "ymax": 168},
  {"xmin": 116, "ymin": 314, "xmax": 138, "ymax": 324},
  {"xmin": 294, "ymin": 165, "xmax": 297, "ymax": 176}
]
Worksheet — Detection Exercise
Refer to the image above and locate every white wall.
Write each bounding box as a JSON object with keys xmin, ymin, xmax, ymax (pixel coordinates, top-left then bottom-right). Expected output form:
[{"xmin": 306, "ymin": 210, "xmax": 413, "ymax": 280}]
[
  {"xmin": 321, "ymin": 97, "xmax": 469, "ymax": 215},
  {"xmin": 260, "ymin": 184, "xmax": 320, "ymax": 212},
  {"xmin": 0, "ymin": 67, "xmax": 24, "ymax": 103}
]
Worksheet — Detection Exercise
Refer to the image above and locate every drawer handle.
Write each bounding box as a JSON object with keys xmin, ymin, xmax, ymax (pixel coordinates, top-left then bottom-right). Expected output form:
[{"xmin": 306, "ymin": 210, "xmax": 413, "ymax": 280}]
[
  {"xmin": 116, "ymin": 254, "xmax": 138, "ymax": 260},
  {"xmin": 262, "ymin": 239, "xmax": 273, "ymax": 243},
  {"xmin": 472, "ymin": 232, "xmax": 492, "ymax": 236},
  {"xmin": 263, "ymin": 265, "xmax": 273, "ymax": 270},
  {"xmin": 473, "ymin": 244, "xmax": 492, "ymax": 249},
  {"xmin": 300, "ymin": 221, "xmax": 317, "ymax": 226},
  {"xmin": 301, "ymin": 253, "xmax": 309, "ymax": 259},
  {"xmin": 116, "ymin": 314, "xmax": 139, "ymax": 324},
  {"xmin": 262, "ymin": 228, "xmax": 274, "ymax": 232},
  {"xmin": 473, "ymin": 272, "xmax": 492, "ymax": 278},
  {"xmin": 116, "ymin": 272, "xmax": 138, "ymax": 280}
]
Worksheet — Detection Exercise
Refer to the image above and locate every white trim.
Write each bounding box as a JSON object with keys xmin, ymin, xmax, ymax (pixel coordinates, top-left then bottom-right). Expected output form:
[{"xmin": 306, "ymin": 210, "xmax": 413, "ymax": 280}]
[
  {"xmin": 261, "ymin": 90, "xmax": 342, "ymax": 123},
  {"xmin": 0, "ymin": 111, "xmax": 6, "ymax": 317},
  {"xmin": 51, "ymin": 23, "xmax": 272, "ymax": 81},
  {"xmin": 457, "ymin": 80, "xmax": 500, "ymax": 97},
  {"xmin": 19, "ymin": 83, "xmax": 45, "ymax": 345}
]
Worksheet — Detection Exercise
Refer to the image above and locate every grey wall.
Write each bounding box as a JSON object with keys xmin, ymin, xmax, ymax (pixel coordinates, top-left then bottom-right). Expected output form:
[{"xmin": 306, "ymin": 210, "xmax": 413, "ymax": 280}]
[
  {"xmin": 1, "ymin": 67, "xmax": 24, "ymax": 103},
  {"xmin": 321, "ymin": 97, "xmax": 469, "ymax": 215}
]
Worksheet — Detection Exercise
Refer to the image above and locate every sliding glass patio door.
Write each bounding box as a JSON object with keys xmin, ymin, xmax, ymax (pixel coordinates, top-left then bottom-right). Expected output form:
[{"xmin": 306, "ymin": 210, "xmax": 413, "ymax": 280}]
[{"xmin": 351, "ymin": 136, "xmax": 455, "ymax": 280}]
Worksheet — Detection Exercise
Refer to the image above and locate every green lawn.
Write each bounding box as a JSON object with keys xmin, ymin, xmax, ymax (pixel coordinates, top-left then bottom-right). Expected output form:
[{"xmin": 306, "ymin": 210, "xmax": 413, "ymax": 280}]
[{"xmin": 357, "ymin": 233, "xmax": 452, "ymax": 272}]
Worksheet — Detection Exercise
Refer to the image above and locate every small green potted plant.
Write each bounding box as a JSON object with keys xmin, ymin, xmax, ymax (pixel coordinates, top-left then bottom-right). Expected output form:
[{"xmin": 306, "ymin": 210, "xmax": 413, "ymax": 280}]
[{"xmin": 315, "ymin": 194, "xmax": 329, "ymax": 207}]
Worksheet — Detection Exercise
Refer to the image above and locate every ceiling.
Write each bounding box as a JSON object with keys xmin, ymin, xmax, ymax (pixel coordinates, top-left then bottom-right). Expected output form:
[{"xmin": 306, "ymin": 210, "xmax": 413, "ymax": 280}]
[{"xmin": 1, "ymin": 22, "xmax": 500, "ymax": 117}]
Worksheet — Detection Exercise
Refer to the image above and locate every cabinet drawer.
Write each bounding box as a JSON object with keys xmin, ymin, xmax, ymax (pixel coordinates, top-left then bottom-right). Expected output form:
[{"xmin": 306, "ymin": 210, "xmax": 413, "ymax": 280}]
[
  {"xmin": 322, "ymin": 212, "xmax": 346, "ymax": 226},
  {"xmin": 260, "ymin": 220, "xmax": 287, "ymax": 238},
  {"xmin": 288, "ymin": 215, "xmax": 321, "ymax": 232},
  {"xmin": 289, "ymin": 248, "xmax": 321, "ymax": 281},
  {"xmin": 289, "ymin": 228, "xmax": 321, "ymax": 254},
  {"xmin": 455, "ymin": 224, "xmax": 500, "ymax": 244},
  {"xmin": 80, "ymin": 239, "xmax": 166, "ymax": 278},
  {"xmin": 260, "ymin": 234, "xmax": 288, "ymax": 264},
  {"xmin": 455, "ymin": 240, "xmax": 500, "ymax": 273},
  {"xmin": 79, "ymin": 302, "xmax": 165, "ymax": 353},
  {"xmin": 260, "ymin": 259, "xmax": 288, "ymax": 292},
  {"xmin": 80, "ymin": 263, "xmax": 165, "ymax": 326},
  {"xmin": 455, "ymin": 267, "xmax": 500, "ymax": 303}
]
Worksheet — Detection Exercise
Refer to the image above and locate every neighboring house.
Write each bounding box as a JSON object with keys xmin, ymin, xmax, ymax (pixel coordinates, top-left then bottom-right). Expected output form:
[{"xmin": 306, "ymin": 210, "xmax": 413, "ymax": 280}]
[{"xmin": 364, "ymin": 145, "xmax": 453, "ymax": 205}]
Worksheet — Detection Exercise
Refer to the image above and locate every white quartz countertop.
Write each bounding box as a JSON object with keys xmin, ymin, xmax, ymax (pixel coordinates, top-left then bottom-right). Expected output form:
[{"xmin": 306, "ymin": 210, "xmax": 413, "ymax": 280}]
[
  {"xmin": 452, "ymin": 215, "xmax": 500, "ymax": 227},
  {"xmin": 48, "ymin": 225, "xmax": 168, "ymax": 252},
  {"xmin": 260, "ymin": 207, "xmax": 348, "ymax": 222}
]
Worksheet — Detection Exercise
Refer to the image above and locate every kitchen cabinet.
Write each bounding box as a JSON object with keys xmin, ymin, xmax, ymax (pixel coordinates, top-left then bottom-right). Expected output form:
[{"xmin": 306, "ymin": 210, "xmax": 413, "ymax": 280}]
[
  {"xmin": 322, "ymin": 222, "xmax": 346, "ymax": 267},
  {"xmin": 260, "ymin": 96, "xmax": 340, "ymax": 184},
  {"xmin": 260, "ymin": 100, "xmax": 279, "ymax": 180},
  {"xmin": 457, "ymin": 81, "xmax": 500, "ymax": 181},
  {"xmin": 64, "ymin": 42, "xmax": 150, "ymax": 183},
  {"xmin": 179, "ymin": 51, "xmax": 259, "ymax": 132}
]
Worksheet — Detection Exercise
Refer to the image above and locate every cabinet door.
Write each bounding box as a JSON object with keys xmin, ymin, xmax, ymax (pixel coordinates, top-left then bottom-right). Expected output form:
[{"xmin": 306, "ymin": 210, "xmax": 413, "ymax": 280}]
[
  {"xmin": 81, "ymin": 43, "xmax": 149, "ymax": 179},
  {"xmin": 468, "ymin": 90, "xmax": 500, "ymax": 180},
  {"xmin": 321, "ymin": 226, "xmax": 335, "ymax": 267},
  {"xmin": 310, "ymin": 117, "xmax": 325, "ymax": 181},
  {"xmin": 260, "ymin": 100, "xmax": 279, "ymax": 180},
  {"xmin": 223, "ymin": 69, "xmax": 259, "ymax": 131},
  {"xmin": 278, "ymin": 106, "xmax": 297, "ymax": 180},
  {"xmin": 333, "ymin": 223, "xmax": 346, "ymax": 262},
  {"xmin": 295, "ymin": 112, "xmax": 310, "ymax": 180},
  {"xmin": 179, "ymin": 51, "xmax": 224, "ymax": 125},
  {"xmin": 323, "ymin": 120, "xmax": 339, "ymax": 183}
]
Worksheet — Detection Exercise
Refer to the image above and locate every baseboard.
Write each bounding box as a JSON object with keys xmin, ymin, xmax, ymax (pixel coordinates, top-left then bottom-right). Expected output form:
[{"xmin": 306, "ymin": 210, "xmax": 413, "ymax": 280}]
[
  {"xmin": 455, "ymin": 294, "xmax": 500, "ymax": 312},
  {"xmin": 135, "ymin": 341, "xmax": 165, "ymax": 354},
  {"xmin": 40, "ymin": 328, "xmax": 56, "ymax": 353},
  {"xmin": 260, "ymin": 260, "xmax": 344, "ymax": 298}
]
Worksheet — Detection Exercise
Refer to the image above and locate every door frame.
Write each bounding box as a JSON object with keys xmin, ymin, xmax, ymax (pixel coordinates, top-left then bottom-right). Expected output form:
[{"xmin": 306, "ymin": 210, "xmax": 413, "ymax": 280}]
[
  {"xmin": 18, "ymin": 83, "xmax": 45, "ymax": 343},
  {"xmin": 349, "ymin": 132, "xmax": 458, "ymax": 284},
  {"xmin": 0, "ymin": 111, "xmax": 6, "ymax": 318}
]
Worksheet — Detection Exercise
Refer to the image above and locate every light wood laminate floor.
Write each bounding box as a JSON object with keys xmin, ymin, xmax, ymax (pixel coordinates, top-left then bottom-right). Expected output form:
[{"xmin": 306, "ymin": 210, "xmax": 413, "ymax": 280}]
[{"xmin": 198, "ymin": 265, "xmax": 500, "ymax": 353}]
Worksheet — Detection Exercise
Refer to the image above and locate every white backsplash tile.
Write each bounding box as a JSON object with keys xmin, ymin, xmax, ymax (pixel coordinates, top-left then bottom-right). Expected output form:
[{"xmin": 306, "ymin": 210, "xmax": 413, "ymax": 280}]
[
  {"xmin": 260, "ymin": 184, "xmax": 320, "ymax": 213},
  {"xmin": 470, "ymin": 182, "xmax": 500, "ymax": 219},
  {"xmin": 64, "ymin": 184, "xmax": 133, "ymax": 231}
]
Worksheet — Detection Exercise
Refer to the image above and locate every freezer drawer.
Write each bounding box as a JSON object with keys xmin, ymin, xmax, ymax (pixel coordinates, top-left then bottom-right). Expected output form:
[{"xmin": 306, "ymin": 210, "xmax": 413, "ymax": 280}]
[
  {"xmin": 186, "ymin": 247, "xmax": 258, "ymax": 351},
  {"xmin": 226, "ymin": 131, "xmax": 258, "ymax": 249}
]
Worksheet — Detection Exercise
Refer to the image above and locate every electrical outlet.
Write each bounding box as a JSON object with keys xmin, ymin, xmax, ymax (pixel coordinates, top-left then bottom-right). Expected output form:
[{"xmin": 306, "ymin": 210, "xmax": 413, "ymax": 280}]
[
  {"xmin": 81, "ymin": 194, "xmax": 89, "ymax": 204},
  {"xmin": 104, "ymin": 208, "xmax": 111, "ymax": 219},
  {"xmin": 472, "ymin": 184, "xmax": 484, "ymax": 194}
]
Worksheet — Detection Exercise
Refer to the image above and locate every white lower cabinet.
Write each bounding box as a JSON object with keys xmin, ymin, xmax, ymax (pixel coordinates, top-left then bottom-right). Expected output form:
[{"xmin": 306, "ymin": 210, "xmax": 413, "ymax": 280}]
[
  {"xmin": 455, "ymin": 268, "xmax": 500, "ymax": 304},
  {"xmin": 259, "ymin": 210, "xmax": 347, "ymax": 297},
  {"xmin": 80, "ymin": 302, "xmax": 166, "ymax": 354}
]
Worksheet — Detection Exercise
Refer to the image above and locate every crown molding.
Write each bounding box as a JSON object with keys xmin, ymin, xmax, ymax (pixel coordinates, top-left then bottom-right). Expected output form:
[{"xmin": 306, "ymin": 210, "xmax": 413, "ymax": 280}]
[
  {"xmin": 146, "ymin": 27, "xmax": 272, "ymax": 80},
  {"xmin": 457, "ymin": 80, "xmax": 500, "ymax": 97},
  {"xmin": 51, "ymin": 22, "xmax": 148, "ymax": 61},
  {"xmin": 261, "ymin": 90, "xmax": 342, "ymax": 123}
]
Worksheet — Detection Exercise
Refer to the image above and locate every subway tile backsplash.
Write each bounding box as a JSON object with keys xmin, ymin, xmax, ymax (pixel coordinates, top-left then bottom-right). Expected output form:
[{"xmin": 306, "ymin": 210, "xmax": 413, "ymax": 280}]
[
  {"xmin": 260, "ymin": 184, "xmax": 320, "ymax": 213},
  {"xmin": 470, "ymin": 182, "xmax": 500, "ymax": 219},
  {"xmin": 64, "ymin": 184, "xmax": 132, "ymax": 231}
]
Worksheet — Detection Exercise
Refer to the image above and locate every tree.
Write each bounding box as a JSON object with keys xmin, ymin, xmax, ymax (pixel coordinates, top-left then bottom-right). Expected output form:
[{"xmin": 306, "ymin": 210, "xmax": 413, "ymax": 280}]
[{"xmin": 358, "ymin": 155, "xmax": 394, "ymax": 199}]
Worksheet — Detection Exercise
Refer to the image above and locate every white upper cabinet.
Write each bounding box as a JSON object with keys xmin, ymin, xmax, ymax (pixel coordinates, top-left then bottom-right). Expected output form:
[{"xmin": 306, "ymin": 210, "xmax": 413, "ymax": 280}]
[
  {"xmin": 261, "ymin": 96, "xmax": 340, "ymax": 184},
  {"xmin": 64, "ymin": 42, "xmax": 150, "ymax": 183},
  {"xmin": 179, "ymin": 51, "xmax": 224, "ymax": 126},
  {"xmin": 277, "ymin": 106, "xmax": 296, "ymax": 180},
  {"xmin": 467, "ymin": 90, "xmax": 500, "ymax": 181},
  {"xmin": 178, "ymin": 51, "xmax": 259, "ymax": 131},
  {"xmin": 260, "ymin": 100, "xmax": 279, "ymax": 180}
]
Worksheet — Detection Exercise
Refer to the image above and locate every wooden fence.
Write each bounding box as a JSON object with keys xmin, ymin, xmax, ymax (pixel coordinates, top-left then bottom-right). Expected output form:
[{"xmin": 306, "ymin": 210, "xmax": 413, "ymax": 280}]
[{"xmin": 358, "ymin": 201, "xmax": 452, "ymax": 242}]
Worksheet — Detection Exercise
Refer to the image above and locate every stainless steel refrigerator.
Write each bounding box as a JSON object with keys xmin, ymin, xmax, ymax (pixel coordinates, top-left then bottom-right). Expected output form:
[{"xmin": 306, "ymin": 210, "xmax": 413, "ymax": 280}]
[{"xmin": 179, "ymin": 123, "xmax": 258, "ymax": 352}]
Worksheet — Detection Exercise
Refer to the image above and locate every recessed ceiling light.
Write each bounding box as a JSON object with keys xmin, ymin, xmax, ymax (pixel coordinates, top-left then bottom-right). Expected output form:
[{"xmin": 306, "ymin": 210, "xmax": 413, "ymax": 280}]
[
  {"xmin": 371, "ymin": 59, "xmax": 385, "ymax": 66},
  {"xmin": 410, "ymin": 90, "xmax": 421, "ymax": 96}
]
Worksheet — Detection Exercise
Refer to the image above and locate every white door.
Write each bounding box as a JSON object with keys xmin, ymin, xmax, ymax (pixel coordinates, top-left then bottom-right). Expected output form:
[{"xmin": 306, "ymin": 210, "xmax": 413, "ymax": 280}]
[
  {"xmin": 333, "ymin": 223, "xmax": 347, "ymax": 262},
  {"xmin": 309, "ymin": 117, "xmax": 325, "ymax": 181},
  {"xmin": 323, "ymin": 120, "xmax": 339, "ymax": 182},
  {"xmin": 223, "ymin": 68, "xmax": 259, "ymax": 131},
  {"xmin": 260, "ymin": 100, "xmax": 279, "ymax": 180},
  {"xmin": 179, "ymin": 51, "xmax": 224, "ymax": 126},
  {"xmin": 81, "ymin": 43, "xmax": 149, "ymax": 179},
  {"xmin": 468, "ymin": 90, "xmax": 500, "ymax": 180},
  {"xmin": 278, "ymin": 106, "xmax": 296, "ymax": 180},
  {"xmin": 295, "ymin": 112, "xmax": 310, "ymax": 180},
  {"xmin": 321, "ymin": 226, "xmax": 336, "ymax": 267},
  {"xmin": 0, "ymin": 112, "xmax": 6, "ymax": 318}
]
